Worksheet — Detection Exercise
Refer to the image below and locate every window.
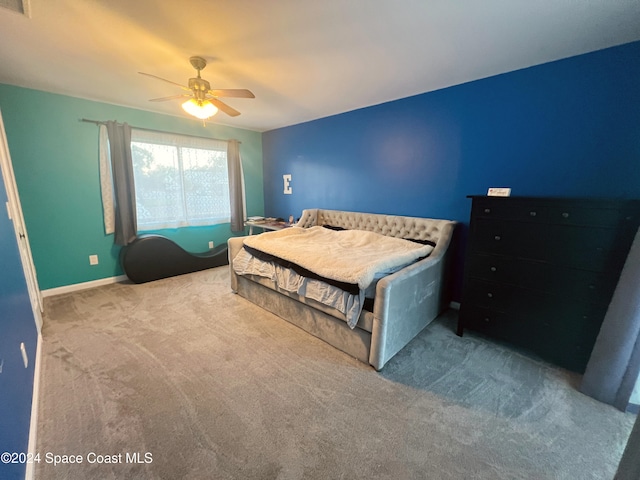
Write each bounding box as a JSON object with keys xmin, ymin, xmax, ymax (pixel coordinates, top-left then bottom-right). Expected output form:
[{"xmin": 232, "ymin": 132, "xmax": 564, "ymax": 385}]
[{"xmin": 131, "ymin": 129, "xmax": 230, "ymax": 230}]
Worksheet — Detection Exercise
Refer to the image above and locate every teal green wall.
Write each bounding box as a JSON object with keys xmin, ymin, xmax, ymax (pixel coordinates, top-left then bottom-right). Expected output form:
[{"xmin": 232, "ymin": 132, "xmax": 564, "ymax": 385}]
[{"xmin": 0, "ymin": 84, "xmax": 264, "ymax": 290}]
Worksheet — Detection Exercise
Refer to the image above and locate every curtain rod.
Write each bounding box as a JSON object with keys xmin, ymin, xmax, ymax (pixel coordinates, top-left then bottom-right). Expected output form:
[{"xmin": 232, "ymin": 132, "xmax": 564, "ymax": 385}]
[{"xmin": 80, "ymin": 118, "xmax": 239, "ymax": 144}]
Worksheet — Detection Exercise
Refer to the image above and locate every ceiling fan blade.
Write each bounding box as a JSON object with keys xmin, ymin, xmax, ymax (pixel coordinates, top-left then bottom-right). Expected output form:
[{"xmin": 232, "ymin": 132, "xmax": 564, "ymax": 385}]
[
  {"xmin": 149, "ymin": 94, "xmax": 192, "ymax": 102},
  {"xmin": 208, "ymin": 97, "xmax": 241, "ymax": 117},
  {"xmin": 138, "ymin": 72, "xmax": 190, "ymax": 91},
  {"xmin": 208, "ymin": 88, "xmax": 255, "ymax": 99}
]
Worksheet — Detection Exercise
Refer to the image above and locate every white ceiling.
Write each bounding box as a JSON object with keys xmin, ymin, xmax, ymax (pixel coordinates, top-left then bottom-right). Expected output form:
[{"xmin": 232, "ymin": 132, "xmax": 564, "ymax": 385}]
[{"xmin": 0, "ymin": 1, "xmax": 639, "ymax": 132}]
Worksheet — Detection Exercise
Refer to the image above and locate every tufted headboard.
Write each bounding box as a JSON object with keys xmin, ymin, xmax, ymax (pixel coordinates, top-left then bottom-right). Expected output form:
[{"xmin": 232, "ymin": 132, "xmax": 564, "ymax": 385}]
[{"xmin": 295, "ymin": 209, "xmax": 453, "ymax": 245}]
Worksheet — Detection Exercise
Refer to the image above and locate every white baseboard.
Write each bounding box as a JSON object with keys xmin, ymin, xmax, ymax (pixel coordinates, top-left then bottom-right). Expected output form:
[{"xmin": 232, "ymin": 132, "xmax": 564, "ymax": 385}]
[
  {"xmin": 41, "ymin": 275, "xmax": 128, "ymax": 298},
  {"xmin": 25, "ymin": 334, "xmax": 42, "ymax": 480}
]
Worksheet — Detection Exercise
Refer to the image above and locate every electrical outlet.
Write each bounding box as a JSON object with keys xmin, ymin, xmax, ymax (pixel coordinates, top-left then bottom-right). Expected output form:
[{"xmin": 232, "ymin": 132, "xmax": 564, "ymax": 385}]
[
  {"xmin": 89, "ymin": 254, "xmax": 99, "ymax": 265},
  {"xmin": 208, "ymin": 241, "xmax": 214, "ymax": 249}
]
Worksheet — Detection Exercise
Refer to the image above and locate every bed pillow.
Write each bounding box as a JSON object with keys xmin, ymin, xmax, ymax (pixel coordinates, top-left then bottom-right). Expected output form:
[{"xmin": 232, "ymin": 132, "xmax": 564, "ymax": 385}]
[{"xmin": 322, "ymin": 225, "xmax": 436, "ymax": 248}]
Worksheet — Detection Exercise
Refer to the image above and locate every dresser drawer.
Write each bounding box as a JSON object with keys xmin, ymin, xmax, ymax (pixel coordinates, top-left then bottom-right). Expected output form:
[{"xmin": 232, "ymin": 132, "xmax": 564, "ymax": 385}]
[
  {"xmin": 463, "ymin": 279, "xmax": 560, "ymax": 314},
  {"xmin": 471, "ymin": 219, "xmax": 537, "ymax": 256},
  {"xmin": 461, "ymin": 307, "xmax": 543, "ymax": 347},
  {"xmin": 472, "ymin": 202, "xmax": 553, "ymax": 223},
  {"xmin": 463, "ymin": 278, "xmax": 609, "ymax": 319},
  {"xmin": 463, "ymin": 279, "xmax": 522, "ymax": 312},
  {"xmin": 546, "ymin": 205, "xmax": 636, "ymax": 228},
  {"xmin": 466, "ymin": 254, "xmax": 619, "ymax": 304},
  {"xmin": 460, "ymin": 303, "xmax": 605, "ymax": 372},
  {"xmin": 472, "ymin": 198, "xmax": 640, "ymax": 228},
  {"xmin": 528, "ymin": 308, "xmax": 605, "ymax": 373},
  {"xmin": 471, "ymin": 219, "xmax": 627, "ymax": 271}
]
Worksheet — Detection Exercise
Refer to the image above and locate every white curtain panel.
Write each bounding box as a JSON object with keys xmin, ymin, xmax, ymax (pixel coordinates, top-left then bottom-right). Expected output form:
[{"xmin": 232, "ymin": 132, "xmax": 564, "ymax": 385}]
[{"xmin": 98, "ymin": 124, "xmax": 115, "ymax": 235}]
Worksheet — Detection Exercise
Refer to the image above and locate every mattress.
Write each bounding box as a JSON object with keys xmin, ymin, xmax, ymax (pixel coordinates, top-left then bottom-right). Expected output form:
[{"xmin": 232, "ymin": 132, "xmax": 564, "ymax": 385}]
[
  {"xmin": 233, "ymin": 227, "xmax": 433, "ymax": 328},
  {"xmin": 232, "ymin": 247, "xmax": 367, "ymax": 328}
]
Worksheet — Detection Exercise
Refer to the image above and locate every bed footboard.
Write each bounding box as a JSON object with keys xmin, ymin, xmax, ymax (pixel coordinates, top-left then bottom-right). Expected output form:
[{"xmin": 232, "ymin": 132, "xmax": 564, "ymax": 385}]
[{"xmin": 369, "ymin": 222, "xmax": 456, "ymax": 370}]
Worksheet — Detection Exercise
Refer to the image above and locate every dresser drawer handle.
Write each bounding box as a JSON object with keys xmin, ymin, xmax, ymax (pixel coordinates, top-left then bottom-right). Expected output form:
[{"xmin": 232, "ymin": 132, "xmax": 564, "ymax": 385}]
[
  {"xmin": 494, "ymin": 235, "xmax": 501, "ymax": 241},
  {"xmin": 529, "ymin": 211, "xmax": 537, "ymax": 217},
  {"xmin": 484, "ymin": 208, "xmax": 491, "ymax": 214},
  {"xmin": 588, "ymin": 284, "xmax": 596, "ymax": 290},
  {"xmin": 483, "ymin": 317, "xmax": 491, "ymax": 323},
  {"xmin": 490, "ymin": 266, "xmax": 497, "ymax": 272},
  {"xmin": 562, "ymin": 212, "xmax": 569, "ymax": 218},
  {"xmin": 487, "ymin": 292, "xmax": 493, "ymax": 298}
]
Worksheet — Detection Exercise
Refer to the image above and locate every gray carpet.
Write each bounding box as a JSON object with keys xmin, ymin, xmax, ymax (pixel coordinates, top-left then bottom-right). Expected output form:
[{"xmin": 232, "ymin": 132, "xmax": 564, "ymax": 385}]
[{"xmin": 35, "ymin": 266, "xmax": 635, "ymax": 479}]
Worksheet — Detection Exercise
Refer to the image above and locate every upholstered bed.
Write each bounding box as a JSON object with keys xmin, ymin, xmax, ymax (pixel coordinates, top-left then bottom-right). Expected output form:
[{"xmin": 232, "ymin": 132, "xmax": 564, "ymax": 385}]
[{"xmin": 228, "ymin": 209, "xmax": 457, "ymax": 370}]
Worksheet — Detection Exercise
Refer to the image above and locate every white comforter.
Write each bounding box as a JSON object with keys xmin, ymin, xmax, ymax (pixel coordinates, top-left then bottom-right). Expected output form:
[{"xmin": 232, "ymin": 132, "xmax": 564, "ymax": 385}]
[{"xmin": 242, "ymin": 226, "xmax": 433, "ymax": 289}]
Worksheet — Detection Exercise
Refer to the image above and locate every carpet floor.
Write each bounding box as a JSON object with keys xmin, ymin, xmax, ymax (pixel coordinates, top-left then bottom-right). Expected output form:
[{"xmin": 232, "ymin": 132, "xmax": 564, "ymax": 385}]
[{"xmin": 34, "ymin": 266, "xmax": 635, "ymax": 479}]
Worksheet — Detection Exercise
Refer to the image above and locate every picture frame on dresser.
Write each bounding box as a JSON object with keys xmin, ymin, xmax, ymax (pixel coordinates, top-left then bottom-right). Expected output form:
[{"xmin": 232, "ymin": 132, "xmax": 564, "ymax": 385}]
[{"xmin": 457, "ymin": 195, "xmax": 640, "ymax": 373}]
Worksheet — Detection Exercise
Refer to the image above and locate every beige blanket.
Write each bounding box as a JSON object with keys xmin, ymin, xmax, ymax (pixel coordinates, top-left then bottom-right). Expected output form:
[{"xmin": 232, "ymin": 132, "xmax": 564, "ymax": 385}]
[{"xmin": 242, "ymin": 226, "xmax": 433, "ymax": 289}]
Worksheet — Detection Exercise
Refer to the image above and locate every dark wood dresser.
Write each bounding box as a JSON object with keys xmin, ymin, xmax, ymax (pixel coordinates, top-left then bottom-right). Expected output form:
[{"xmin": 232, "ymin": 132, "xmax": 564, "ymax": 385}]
[{"xmin": 457, "ymin": 196, "xmax": 640, "ymax": 372}]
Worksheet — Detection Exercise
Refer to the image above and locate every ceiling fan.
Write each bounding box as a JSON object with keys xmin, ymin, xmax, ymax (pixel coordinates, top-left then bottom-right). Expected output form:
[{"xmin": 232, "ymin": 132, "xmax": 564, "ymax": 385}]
[{"xmin": 139, "ymin": 56, "xmax": 254, "ymax": 120}]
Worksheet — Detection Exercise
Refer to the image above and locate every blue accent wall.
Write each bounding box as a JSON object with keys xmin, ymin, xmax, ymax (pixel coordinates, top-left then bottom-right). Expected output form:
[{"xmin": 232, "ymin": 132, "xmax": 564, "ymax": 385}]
[
  {"xmin": 0, "ymin": 169, "xmax": 37, "ymax": 480},
  {"xmin": 263, "ymin": 41, "xmax": 640, "ymax": 299}
]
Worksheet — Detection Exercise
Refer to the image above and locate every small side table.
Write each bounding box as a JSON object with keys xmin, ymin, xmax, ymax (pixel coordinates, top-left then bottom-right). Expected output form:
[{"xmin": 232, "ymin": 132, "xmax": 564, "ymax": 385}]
[{"xmin": 245, "ymin": 220, "xmax": 290, "ymax": 235}]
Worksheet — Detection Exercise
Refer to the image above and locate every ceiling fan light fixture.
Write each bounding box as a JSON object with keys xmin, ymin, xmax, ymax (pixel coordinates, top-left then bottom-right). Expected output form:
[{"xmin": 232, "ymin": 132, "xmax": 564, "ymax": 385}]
[
  {"xmin": 140, "ymin": 57, "xmax": 252, "ymax": 118},
  {"xmin": 182, "ymin": 98, "xmax": 218, "ymax": 119}
]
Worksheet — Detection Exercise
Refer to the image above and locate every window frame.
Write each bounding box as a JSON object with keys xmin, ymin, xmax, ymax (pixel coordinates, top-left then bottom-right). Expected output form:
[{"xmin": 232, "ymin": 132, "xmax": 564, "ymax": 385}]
[{"xmin": 130, "ymin": 129, "xmax": 230, "ymax": 231}]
